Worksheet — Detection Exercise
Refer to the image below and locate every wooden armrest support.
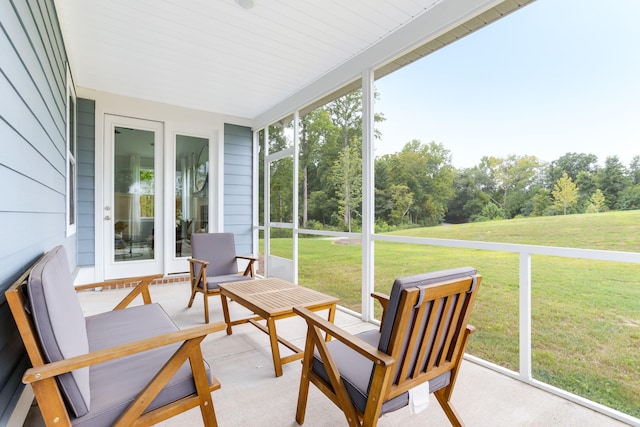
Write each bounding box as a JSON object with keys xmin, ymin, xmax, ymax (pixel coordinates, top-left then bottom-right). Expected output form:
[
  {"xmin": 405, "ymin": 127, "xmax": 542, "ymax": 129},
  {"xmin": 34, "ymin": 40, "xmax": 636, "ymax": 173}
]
[
  {"xmin": 235, "ymin": 256, "xmax": 256, "ymax": 277},
  {"xmin": 188, "ymin": 258, "xmax": 209, "ymax": 266},
  {"xmin": 74, "ymin": 274, "xmax": 163, "ymax": 310},
  {"xmin": 294, "ymin": 306, "xmax": 395, "ymax": 368},
  {"xmin": 371, "ymin": 292, "xmax": 390, "ymax": 325},
  {"xmin": 22, "ymin": 322, "xmax": 226, "ymax": 384},
  {"xmin": 467, "ymin": 324, "xmax": 477, "ymax": 334}
]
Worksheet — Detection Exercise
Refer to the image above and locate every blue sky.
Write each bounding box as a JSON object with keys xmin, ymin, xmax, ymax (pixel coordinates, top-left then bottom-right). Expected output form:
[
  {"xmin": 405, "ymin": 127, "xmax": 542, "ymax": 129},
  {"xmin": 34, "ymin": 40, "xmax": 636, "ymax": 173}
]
[{"xmin": 374, "ymin": 0, "xmax": 640, "ymax": 169}]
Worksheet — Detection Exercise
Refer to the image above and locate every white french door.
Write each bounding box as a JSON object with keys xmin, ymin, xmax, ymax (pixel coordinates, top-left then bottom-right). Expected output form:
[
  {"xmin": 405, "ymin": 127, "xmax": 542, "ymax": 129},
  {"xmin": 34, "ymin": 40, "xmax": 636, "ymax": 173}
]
[{"xmin": 103, "ymin": 115, "xmax": 164, "ymax": 279}]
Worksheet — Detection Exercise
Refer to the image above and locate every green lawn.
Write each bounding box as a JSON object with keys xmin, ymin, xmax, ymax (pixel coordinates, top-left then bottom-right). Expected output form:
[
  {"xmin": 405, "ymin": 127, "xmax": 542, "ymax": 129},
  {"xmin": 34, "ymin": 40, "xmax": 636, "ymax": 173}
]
[{"xmin": 266, "ymin": 210, "xmax": 640, "ymax": 417}]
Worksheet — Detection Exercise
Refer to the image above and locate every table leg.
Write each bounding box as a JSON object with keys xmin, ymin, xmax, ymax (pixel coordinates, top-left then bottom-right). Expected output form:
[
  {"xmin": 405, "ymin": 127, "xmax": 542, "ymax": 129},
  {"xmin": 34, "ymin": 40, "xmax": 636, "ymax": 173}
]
[
  {"xmin": 266, "ymin": 317, "xmax": 283, "ymax": 377},
  {"xmin": 220, "ymin": 294, "xmax": 233, "ymax": 335}
]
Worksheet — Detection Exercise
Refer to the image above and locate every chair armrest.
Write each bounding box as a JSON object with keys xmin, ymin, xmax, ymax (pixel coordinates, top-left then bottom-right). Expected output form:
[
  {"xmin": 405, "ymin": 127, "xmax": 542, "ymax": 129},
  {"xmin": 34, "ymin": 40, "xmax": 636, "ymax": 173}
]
[
  {"xmin": 293, "ymin": 306, "xmax": 395, "ymax": 368},
  {"xmin": 74, "ymin": 274, "xmax": 163, "ymax": 310},
  {"xmin": 188, "ymin": 258, "xmax": 210, "ymax": 267},
  {"xmin": 236, "ymin": 255, "xmax": 258, "ymax": 261},
  {"xmin": 22, "ymin": 322, "xmax": 226, "ymax": 384}
]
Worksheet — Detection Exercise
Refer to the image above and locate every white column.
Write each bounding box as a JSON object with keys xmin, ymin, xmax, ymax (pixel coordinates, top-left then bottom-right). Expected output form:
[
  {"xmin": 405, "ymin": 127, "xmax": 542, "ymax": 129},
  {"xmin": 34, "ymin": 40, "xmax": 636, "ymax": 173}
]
[
  {"xmin": 264, "ymin": 127, "xmax": 270, "ymax": 277},
  {"xmin": 293, "ymin": 111, "xmax": 300, "ymax": 283},
  {"xmin": 252, "ymin": 130, "xmax": 259, "ymax": 257},
  {"xmin": 361, "ymin": 69, "xmax": 375, "ymax": 322}
]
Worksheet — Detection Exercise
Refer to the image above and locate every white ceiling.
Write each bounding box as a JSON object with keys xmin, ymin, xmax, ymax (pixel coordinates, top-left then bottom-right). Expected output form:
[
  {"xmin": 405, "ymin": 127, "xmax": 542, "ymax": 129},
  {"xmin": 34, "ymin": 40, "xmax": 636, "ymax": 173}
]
[{"xmin": 55, "ymin": 0, "xmax": 528, "ymax": 124}]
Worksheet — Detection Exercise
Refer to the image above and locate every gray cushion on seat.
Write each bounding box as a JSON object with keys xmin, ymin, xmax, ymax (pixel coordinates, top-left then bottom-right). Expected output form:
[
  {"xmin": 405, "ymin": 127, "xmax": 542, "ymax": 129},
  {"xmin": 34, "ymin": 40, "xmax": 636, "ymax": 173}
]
[
  {"xmin": 312, "ymin": 330, "xmax": 450, "ymax": 416},
  {"xmin": 204, "ymin": 273, "xmax": 253, "ymax": 291},
  {"xmin": 28, "ymin": 246, "xmax": 91, "ymax": 417},
  {"xmin": 76, "ymin": 303, "xmax": 213, "ymax": 427}
]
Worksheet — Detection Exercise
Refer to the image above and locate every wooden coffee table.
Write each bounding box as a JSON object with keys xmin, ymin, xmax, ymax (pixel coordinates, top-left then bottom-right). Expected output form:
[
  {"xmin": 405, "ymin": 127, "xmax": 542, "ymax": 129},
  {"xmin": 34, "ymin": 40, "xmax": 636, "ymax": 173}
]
[{"xmin": 218, "ymin": 277, "xmax": 339, "ymax": 377}]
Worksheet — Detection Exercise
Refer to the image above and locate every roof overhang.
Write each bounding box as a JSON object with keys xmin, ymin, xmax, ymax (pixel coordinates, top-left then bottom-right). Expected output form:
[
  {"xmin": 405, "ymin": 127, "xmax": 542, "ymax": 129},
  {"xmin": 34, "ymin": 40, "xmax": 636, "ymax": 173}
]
[{"xmin": 53, "ymin": 0, "xmax": 533, "ymax": 129}]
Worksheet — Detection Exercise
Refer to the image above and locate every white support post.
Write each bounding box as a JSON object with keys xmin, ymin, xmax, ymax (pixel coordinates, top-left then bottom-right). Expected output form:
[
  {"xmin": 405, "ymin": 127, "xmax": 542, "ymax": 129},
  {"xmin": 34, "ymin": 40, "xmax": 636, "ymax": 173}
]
[
  {"xmin": 252, "ymin": 130, "xmax": 259, "ymax": 257},
  {"xmin": 263, "ymin": 127, "xmax": 270, "ymax": 278},
  {"xmin": 519, "ymin": 252, "xmax": 532, "ymax": 380},
  {"xmin": 292, "ymin": 111, "xmax": 300, "ymax": 283},
  {"xmin": 361, "ymin": 69, "xmax": 375, "ymax": 322}
]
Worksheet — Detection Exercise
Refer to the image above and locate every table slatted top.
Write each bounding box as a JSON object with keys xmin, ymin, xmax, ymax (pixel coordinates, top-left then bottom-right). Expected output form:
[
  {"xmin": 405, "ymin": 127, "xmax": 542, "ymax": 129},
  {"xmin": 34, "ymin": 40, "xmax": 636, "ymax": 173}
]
[{"xmin": 219, "ymin": 278, "xmax": 339, "ymax": 316}]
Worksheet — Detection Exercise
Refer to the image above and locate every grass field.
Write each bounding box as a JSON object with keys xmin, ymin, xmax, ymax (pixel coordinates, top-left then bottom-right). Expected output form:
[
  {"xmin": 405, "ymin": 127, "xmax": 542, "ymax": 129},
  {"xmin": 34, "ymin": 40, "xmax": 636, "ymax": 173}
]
[{"xmin": 267, "ymin": 210, "xmax": 640, "ymax": 417}]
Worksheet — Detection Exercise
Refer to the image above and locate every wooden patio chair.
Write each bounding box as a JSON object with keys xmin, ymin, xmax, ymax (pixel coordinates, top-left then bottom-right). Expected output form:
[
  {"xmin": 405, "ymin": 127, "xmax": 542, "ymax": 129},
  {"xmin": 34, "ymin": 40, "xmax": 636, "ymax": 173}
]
[
  {"xmin": 294, "ymin": 267, "xmax": 482, "ymax": 427},
  {"xmin": 6, "ymin": 245, "xmax": 225, "ymax": 427},
  {"xmin": 188, "ymin": 232, "xmax": 257, "ymax": 323}
]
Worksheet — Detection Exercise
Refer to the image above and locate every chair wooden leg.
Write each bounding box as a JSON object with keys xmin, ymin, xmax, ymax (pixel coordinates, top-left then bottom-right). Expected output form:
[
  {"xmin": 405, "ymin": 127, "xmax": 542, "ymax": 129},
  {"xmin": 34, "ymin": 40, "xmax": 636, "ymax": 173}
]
[
  {"xmin": 434, "ymin": 390, "xmax": 464, "ymax": 427},
  {"xmin": 203, "ymin": 293, "xmax": 209, "ymax": 323},
  {"xmin": 188, "ymin": 286, "xmax": 198, "ymax": 308},
  {"xmin": 296, "ymin": 334, "xmax": 315, "ymax": 425},
  {"xmin": 189, "ymin": 346, "xmax": 218, "ymax": 427}
]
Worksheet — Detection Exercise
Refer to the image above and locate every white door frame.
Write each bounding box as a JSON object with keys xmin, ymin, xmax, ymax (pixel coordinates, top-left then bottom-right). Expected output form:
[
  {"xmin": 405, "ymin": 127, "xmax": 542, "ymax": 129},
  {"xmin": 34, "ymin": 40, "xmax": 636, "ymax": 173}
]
[{"xmin": 102, "ymin": 114, "xmax": 164, "ymax": 279}]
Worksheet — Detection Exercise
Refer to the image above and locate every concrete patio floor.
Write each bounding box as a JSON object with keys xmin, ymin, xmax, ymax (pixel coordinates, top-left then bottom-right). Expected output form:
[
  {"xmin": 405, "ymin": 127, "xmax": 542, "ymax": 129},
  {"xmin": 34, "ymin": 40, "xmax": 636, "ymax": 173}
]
[{"xmin": 24, "ymin": 280, "xmax": 632, "ymax": 427}]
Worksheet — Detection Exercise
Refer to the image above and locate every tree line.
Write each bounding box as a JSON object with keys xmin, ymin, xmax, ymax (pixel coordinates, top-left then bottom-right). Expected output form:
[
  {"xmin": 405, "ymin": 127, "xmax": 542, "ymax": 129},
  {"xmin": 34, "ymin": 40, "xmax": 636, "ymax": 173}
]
[{"xmin": 261, "ymin": 90, "xmax": 640, "ymax": 231}]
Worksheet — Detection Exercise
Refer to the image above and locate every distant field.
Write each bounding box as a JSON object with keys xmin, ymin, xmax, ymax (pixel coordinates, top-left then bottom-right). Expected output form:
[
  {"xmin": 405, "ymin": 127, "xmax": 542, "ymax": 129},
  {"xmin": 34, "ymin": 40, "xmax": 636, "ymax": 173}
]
[
  {"xmin": 391, "ymin": 210, "xmax": 640, "ymax": 253},
  {"xmin": 268, "ymin": 210, "xmax": 640, "ymax": 417}
]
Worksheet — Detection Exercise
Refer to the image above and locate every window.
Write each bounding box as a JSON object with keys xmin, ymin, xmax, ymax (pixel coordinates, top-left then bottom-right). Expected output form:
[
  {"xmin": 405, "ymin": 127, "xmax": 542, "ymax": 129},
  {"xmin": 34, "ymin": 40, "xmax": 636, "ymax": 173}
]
[{"xmin": 66, "ymin": 65, "xmax": 77, "ymax": 236}]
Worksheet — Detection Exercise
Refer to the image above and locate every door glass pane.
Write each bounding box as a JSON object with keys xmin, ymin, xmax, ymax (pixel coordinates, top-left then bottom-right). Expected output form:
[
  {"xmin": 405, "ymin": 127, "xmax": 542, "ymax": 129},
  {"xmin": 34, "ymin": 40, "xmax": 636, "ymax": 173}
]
[
  {"xmin": 114, "ymin": 127, "xmax": 155, "ymax": 262},
  {"xmin": 175, "ymin": 135, "xmax": 209, "ymax": 258}
]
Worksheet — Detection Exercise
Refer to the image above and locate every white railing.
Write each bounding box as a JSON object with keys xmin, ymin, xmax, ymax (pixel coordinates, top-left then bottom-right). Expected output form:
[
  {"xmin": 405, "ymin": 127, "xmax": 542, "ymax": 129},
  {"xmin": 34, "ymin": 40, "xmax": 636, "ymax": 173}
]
[
  {"xmin": 275, "ymin": 228, "xmax": 640, "ymax": 426},
  {"xmin": 374, "ymin": 234, "xmax": 640, "ymax": 426}
]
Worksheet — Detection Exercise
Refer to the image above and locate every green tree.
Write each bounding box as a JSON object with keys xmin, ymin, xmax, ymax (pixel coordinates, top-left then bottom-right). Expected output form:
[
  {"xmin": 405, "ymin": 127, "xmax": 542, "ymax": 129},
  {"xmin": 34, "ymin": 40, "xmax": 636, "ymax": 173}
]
[
  {"xmin": 617, "ymin": 185, "xmax": 640, "ymax": 210},
  {"xmin": 586, "ymin": 189, "xmax": 606, "ymax": 213},
  {"xmin": 529, "ymin": 188, "xmax": 552, "ymax": 217},
  {"xmin": 446, "ymin": 168, "xmax": 488, "ymax": 223},
  {"xmin": 471, "ymin": 202, "xmax": 504, "ymax": 222},
  {"xmin": 628, "ymin": 155, "xmax": 640, "ymax": 185},
  {"xmin": 547, "ymin": 152, "xmax": 598, "ymax": 185},
  {"xmin": 381, "ymin": 140, "xmax": 455, "ymax": 226},
  {"xmin": 388, "ymin": 185, "xmax": 414, "ymax": 225},
  {"xmin": 331, "ymin": 143, "xmax": 362, "ymax": 232},
  {"xmin": 597, "ymin": 156, "xmax": 631, "ymax": 209},
  {"xmin": 478, "ymin": 154, "xmax": 541, "ymax": 217},
  {"xmin": 299, "ymin": 109, "xmax": 337, "ymax": 227},
  {"xmin": 552, "ymin": 172, "xmax": 579, "ymax": 215},
  {"xmin": 574, "ymin": 170, "xmax": 597, "ymax": 212},
  {"xmin": 320, "ymin": 90, "xmax": 385, "ymax": 229}
]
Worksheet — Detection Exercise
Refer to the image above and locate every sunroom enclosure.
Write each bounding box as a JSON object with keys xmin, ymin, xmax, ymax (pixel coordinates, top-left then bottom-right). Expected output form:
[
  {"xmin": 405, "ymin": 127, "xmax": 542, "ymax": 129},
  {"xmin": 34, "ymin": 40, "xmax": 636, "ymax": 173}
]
[{"xmin": 256, "ymin": 23, "xmax": 640, "ymax": 427}]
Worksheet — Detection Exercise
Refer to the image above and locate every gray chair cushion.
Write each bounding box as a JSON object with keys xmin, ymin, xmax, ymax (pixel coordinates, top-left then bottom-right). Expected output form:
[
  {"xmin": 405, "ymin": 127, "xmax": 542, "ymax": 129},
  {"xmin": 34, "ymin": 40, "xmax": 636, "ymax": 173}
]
[
  {"xmin": 204, "ymin": 273, "xmax": 253, "ymax": 291},
  {"xmin": 191, "ymin": 233, "xmax": 239, "ymax": 277},
  {"xmin": 76, "ymin": 303, "xmax": 213, "ymax": 427},
  {"xmin": 28, "ymin": 246, "xmax": 91, "ymax": 417},
  {"xmin": 312, "ymin": 330, "xmax": 450, "ymax": 416}
]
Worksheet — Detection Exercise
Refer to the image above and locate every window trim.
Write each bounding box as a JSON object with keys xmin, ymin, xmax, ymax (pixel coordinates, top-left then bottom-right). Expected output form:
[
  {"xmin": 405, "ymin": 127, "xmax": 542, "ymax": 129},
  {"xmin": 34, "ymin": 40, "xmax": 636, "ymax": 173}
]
[{"xmin": 66, "ymin": 64, "xmax": 77, "ymax": 237}]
